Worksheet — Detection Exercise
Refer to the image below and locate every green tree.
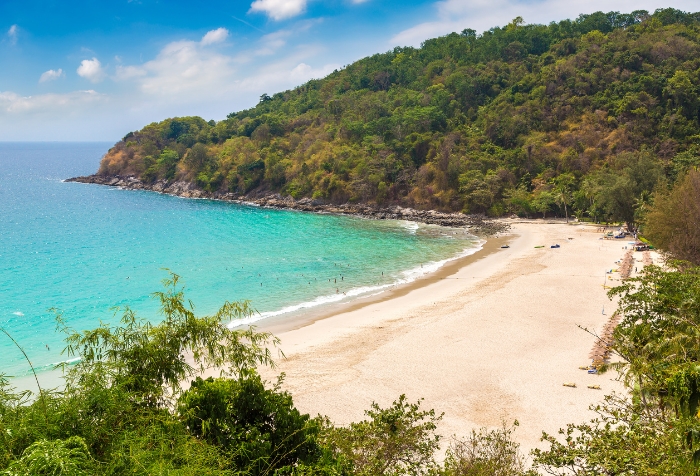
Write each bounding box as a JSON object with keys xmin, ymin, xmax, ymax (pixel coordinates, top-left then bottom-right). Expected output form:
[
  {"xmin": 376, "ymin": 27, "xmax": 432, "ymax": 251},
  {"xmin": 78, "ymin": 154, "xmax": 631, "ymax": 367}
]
[
  {"xmin": 184, "ymin": 142, "xmax": 214, "ymax": 174},
  {"xmin": 532, "ymin": 191, "xmax": 556, "ymax": 219},
  {"xmin": 644, "ymin": 169, "xmax": 700, "ymax": 264},
  {"xmin": 552, "ymin": 173, "xmax": 575, "ymax": 222},
  {"xmin": 504, "ymin": 186, "xmax": 533, "ymax": 217},
  {"xmin": 323, "ymin": 395, "xmax": 442, "ymax": 476},
  {"xmin": 2, "ymin": 437, "xmax": 94, "ymax": 476},
  {"xmin": 441, "ymin": 421, "xmax": 534, "ymax": 476},
  {"xmin": 665, "ymin": 70, "xmax": 699, "ymax": 118},
  {"xmin": 58, "ymin": 272, "xmax": 280, "ymax": 406},
  {"xmin": 178, "ymin": 372, "xmax": 323, "ymax": 474},
  {"xmin": 0, "ymin": 273, "xmax": 283, "ymax": 474},
  {"xmin": 589, "ymin": 151, "xmax": 662, "ymax": 229}
]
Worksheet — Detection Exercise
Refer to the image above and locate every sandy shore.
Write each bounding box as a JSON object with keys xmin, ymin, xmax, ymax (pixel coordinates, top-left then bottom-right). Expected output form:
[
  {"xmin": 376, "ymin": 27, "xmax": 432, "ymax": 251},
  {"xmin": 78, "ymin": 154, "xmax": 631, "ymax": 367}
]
[{"xmin": 256, "ymin": 220, "xmax": 639, "ymax": 456}]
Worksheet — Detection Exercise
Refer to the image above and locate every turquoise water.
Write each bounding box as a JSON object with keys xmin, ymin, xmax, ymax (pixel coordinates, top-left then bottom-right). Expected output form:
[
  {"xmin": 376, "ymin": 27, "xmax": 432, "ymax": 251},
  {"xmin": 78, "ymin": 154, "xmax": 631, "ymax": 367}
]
[{"xmin": 0, "ymin": 142, "xmax": 479, "ymax": 378}]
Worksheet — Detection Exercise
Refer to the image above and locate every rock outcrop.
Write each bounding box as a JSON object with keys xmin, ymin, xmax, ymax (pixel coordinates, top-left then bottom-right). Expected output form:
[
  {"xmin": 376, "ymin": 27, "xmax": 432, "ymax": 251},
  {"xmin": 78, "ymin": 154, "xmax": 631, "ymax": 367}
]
[{"xmin": 66, "ymin": 175, "xmax": 509, "ymax": 234}]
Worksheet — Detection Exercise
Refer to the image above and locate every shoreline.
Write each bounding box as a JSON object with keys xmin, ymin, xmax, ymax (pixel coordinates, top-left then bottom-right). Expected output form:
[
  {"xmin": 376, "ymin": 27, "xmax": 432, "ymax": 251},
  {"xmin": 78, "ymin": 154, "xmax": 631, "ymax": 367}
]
[
  {"xmin": 10, "ymin": 235, "xmax": 498, "ymax": 389},
  {"xmin": 249, "ymin": 221, "xmax": 629, "ymax": 455},
  {"xmin": 256, "ymin": 234, "xmax": 508, "ymax": 335},
  {"xmin": 11, "ymin": 237, "xmax": 497, "ymax": 396},
  {"xmin": 20, "ymin": 220, "xmax": 637, "ymax": 458},
  {"xmin": 65, "ymin": 174, "xmax": 509, "ymax": 234},
  {"xmin": 11, "ymin": 206, "xmax": 497, "ymax": 393}
]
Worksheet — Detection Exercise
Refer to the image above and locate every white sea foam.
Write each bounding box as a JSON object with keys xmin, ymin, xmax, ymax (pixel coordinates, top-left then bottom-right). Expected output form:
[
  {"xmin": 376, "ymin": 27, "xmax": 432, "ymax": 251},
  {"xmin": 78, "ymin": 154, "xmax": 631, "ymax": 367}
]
[
  {"xmin": 228, "ymin": 239, "xmax": 485, "ymax": 328},
  {"xmin": 28, "ymin": 357, "xmax": 81, "ymax": 375},
  {"xmin": 401, "ymin": 221, "xmax": 419, "ymax": 234},
  {"xmin": 49, "ymin": 357, "xmax": 80, "ymax": 368}
]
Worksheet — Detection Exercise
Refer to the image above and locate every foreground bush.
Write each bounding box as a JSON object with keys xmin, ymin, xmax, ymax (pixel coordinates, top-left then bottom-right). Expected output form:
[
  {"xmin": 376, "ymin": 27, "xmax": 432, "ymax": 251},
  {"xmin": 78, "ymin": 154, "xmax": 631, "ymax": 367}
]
[
  {"xmin": 442, "ymin": 422, "xmax": 535, "ymax": 476},
  {"xmin": 0, "ymin": 273, "xmax": 314, "ymax": 474},
  {"xmin": 0, "ymin": 272, "xmax": 535, "ymax": 474},
  {"xmin": 322, "ymin": 395, "xmax": 443, "ymax": 476},
  {"xmin": 178, "ymin": 372, "xmax": 323, "ymax": 474}
]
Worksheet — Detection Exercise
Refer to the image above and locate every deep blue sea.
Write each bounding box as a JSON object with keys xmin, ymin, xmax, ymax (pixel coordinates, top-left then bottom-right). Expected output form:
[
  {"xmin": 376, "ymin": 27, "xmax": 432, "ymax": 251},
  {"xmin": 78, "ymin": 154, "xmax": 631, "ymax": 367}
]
[{"xmin": 0, "ymin": 142, "xmax": 479, "ymax": 380}]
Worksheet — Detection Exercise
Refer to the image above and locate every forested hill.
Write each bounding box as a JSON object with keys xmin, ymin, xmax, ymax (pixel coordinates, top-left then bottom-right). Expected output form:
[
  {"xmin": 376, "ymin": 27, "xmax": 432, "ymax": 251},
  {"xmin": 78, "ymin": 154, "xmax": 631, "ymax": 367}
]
[{"xmin": 95, "ymin": 8, "xmax": 700, "ymax": 223}]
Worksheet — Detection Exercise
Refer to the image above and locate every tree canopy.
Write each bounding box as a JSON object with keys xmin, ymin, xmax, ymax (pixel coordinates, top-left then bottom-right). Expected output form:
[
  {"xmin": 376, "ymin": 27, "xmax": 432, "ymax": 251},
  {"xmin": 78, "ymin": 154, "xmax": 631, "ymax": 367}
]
[
  {"xmin": 95, "ymin": 8, "xmax": 700, "ymax": 227},
  {"xmin": 644, "ymin": 168, "xmax": 700, "ymax": 264}
]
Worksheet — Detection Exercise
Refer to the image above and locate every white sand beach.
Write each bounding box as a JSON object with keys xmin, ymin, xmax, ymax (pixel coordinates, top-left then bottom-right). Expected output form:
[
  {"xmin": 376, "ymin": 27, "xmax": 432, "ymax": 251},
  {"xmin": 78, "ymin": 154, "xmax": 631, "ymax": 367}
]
[{"xmin": 257, "ymin": 220, "xmax": 648, "ymax": 455}]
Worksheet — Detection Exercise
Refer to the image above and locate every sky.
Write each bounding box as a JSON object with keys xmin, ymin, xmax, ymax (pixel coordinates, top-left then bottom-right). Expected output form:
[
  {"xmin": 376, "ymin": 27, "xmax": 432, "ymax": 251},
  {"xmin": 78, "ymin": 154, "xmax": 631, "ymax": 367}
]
[{"xmin": 1, "ymin": 0, "xmax": 698, "ymax": 141}]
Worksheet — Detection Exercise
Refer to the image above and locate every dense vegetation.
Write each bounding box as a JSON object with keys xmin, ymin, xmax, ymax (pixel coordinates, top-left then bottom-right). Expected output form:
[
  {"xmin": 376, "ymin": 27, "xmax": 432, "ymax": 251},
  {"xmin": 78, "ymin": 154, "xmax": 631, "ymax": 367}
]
[
  {"xmin": 97, "ymin": 8, "xmax": 700, "ymax": 227},
  {"xmin": 4, "ymin": 266, "xmax": 700, "ymax": 473},
  {"xmin": 644, "ymin": 168, "xmax": 700, "ymax": 264}
]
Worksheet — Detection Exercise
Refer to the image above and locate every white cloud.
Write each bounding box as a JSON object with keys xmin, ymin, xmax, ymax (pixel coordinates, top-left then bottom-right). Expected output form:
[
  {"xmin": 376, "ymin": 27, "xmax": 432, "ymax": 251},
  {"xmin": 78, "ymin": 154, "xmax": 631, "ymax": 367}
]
[
  {"xmin": 201, "ymin": 27, "xmax": 229, "ymax": 45},
  {"xmin": 0, "ymin": 90, "xmax": 103, "ymax": 114},
  {"xmin": 290, "ymin": 62, "xmax": 313, "ymax": 78},
  {"xmin": 110, "ymin": 18, "xmax": 338, "ymax": 110},
  {"xmin": 116, "ymin": 39, "xmax": 235, "ymax": 98},
  {"xmin": 249, "ymin": 0, "xmax": 307, "ymax": 21},
  {"xmin": 39, "ymin": 69, "xmax": 64, "ymax": 82},
  {"xmin": 77, "ymin": 58, "xmax": 105, "ymax": 83},
  {"xmin": 1, "ymin": 20, "xmax": 338, "ymax": 139},
  {"xmin": 114, "ymin": 64, "xmax": 146, "ymax": 81},
  {"xmin": 252, "ymin": 19, "xmax": 322, "ymax": 56},
  {"xmin": 391, "ymin": 0, "xmax": 700, "ymax": 47},
  {"xmin": 236, "ymin": 55, "xmax": 339, "ymax": 93},
  {"xmin": 254, "ymin": 29, "xmax": 293, "ymax": 56},
  {"xmin": 7, "ymin": 24, "xmax": 18, "ymax": 45},
  {"xmin": 0, "ymin": 89, "xmax": 112, "ymax": 140}
]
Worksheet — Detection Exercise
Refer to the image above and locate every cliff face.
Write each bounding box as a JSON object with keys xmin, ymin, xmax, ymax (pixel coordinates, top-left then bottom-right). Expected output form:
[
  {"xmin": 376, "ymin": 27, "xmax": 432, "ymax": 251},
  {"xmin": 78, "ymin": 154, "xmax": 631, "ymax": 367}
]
[{"xmin": 88, "ymin": 9, "xmax": 700, "ymax": 221}]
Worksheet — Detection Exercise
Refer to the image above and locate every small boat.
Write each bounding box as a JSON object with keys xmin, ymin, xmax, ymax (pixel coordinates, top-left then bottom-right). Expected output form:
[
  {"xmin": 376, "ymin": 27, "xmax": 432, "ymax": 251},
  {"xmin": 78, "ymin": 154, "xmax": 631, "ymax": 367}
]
[
  {"xmin": 551, "ymin": 244, "xmax": 560, "ymax": 248},
  {"xmin": 500, "ymin": 245, "xmax": 510, "ymax": 249}
]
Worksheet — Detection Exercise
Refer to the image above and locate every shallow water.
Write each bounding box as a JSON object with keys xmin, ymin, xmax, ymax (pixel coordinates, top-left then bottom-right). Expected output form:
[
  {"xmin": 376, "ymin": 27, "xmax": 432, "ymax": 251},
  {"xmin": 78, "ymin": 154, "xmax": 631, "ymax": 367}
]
[{"xmin": 0, "ymin": 142, "xmax": 478, "ymax": 378}]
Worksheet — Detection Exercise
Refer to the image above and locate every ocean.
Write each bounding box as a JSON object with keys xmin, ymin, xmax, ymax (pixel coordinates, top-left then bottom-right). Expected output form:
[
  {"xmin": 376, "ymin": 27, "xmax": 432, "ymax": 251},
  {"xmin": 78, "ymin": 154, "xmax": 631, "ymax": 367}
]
[{"xmin": 0, "ymin": 142, "xmax": 480, "ymax": 381}]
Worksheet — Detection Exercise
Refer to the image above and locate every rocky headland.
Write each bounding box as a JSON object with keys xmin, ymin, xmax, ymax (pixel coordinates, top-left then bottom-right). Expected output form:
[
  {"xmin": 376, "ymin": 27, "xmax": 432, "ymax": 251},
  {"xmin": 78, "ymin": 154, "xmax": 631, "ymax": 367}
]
[{"xmin": 66, "ymin": 174, "xmax": 508, "ymax": 235}]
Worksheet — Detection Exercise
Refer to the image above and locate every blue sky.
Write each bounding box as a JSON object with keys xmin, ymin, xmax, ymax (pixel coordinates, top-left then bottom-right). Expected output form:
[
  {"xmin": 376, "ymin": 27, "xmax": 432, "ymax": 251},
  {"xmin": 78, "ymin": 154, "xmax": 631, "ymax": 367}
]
[{"xmin": 1, "ymin": 0, "xmax": 698, "ymax": 141}]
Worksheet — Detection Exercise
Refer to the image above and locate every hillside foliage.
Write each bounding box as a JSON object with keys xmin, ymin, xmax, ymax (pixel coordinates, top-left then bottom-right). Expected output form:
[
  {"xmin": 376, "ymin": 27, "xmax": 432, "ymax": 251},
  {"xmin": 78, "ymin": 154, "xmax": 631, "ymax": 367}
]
[
  {"xmin": 96, "ymin": 8, "xmax": 700, "ymax": 226},
  {"xmin": 644, "ymin": 169, "xmax": 700, "ymax": 264}
]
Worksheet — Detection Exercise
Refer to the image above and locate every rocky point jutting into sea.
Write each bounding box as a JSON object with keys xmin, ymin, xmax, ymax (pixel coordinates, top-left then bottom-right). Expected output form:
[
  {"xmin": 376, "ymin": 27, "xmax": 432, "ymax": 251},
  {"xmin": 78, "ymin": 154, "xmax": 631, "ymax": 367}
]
[{"xmin": 66, "ymin": 174, "xmax": 509, "ymax": 235}]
